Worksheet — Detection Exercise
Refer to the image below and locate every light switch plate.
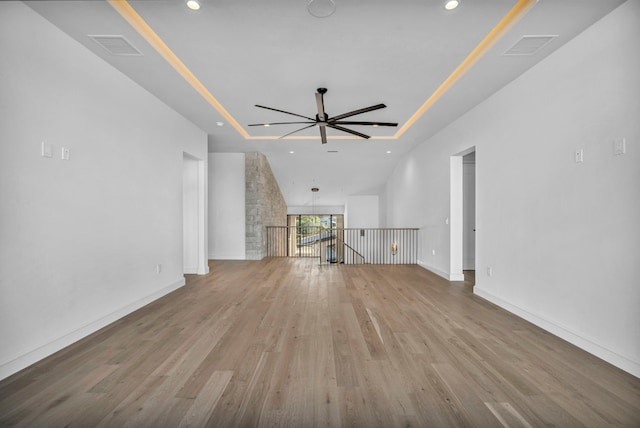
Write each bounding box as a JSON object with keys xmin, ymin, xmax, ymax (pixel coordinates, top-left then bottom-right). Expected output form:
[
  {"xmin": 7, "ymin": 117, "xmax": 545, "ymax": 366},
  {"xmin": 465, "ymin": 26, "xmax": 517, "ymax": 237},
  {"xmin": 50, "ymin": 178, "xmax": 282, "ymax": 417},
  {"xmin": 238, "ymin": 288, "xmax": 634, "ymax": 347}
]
[
  {"xmin": 41, "ymin": 141, "xmax": 52, "ymax": 158},
  {"xmin": 614, "ymin": 138, "xmax": 626, "ymax": 155}
]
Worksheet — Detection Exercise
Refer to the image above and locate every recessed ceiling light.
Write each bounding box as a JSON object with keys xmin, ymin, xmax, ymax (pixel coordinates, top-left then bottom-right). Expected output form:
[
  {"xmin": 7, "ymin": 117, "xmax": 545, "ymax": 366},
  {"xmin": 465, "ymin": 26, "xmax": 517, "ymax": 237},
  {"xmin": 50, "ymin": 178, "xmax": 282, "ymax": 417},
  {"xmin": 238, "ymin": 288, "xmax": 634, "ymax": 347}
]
[
  {"xmin": 386, "ymin": 150, "xmax": 392, "ymax": 154},
  {"xmin": 186, "ymin": 0, "xmax": 201, "ymax": 10},
  {"xmin": 216, "ymin": 121, "xmax": 224, "ymax": 127},
  {"xmin": 307, "ymin": 0, "xmax": 336, "ymax": 18},
  {"xmin": 289, "ymin": 151, "xmax": 295, "ymax": 154},
  {"xmin": 444, "ymin": 0, "xmax": 460, "ymax": 11}
]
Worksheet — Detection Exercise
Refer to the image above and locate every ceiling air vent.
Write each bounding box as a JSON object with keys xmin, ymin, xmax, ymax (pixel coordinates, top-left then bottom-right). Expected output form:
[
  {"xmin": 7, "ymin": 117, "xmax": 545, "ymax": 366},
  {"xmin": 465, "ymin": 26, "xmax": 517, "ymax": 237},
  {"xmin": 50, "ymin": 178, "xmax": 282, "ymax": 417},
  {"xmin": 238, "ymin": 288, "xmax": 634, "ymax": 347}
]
[
  {"xmin": 503, "ymin": 35, "xmax": 557, "ymax": 56},
  {"xmin": 89, "ymin": 35, "xmax": 142, "ymax": 56}
]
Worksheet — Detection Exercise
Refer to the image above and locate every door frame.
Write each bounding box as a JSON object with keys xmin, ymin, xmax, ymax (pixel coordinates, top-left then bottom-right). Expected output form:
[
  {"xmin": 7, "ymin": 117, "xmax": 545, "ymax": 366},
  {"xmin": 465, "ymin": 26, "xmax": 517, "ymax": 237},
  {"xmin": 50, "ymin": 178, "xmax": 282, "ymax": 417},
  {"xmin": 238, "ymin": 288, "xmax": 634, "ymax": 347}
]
[
  {"xmin": 450, "ymin": 146, "xmax": 476, "ymax": 281},
  {"xmin": 182, "ymin": 152, "xmax": 207, "ymax": 275}
]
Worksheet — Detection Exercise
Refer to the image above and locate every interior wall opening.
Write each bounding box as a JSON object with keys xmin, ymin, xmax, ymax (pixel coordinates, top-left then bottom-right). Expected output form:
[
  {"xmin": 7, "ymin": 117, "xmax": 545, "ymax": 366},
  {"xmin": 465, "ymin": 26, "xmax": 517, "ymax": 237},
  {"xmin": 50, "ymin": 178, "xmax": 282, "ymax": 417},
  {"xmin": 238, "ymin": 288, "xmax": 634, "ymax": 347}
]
[
  {"xmin": 462, "ymin": 151, "xmax": 476, "ymax": 286},
  {"xmin": 450, "ymin": 147, "xmax": 476, "ymax": 283}
]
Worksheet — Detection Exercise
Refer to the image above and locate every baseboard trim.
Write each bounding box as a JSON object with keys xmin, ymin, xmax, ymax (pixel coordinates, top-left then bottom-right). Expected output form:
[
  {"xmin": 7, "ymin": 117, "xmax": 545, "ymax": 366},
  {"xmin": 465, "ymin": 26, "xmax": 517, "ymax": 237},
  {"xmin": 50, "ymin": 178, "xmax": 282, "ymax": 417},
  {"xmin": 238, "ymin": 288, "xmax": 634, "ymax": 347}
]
[
  {"xmin": 417, "ymin": 260, "xmax": 464, "ymax": 281},
  {"xmin": 0, "ymin": 277, "xmax": 186, "ymax": 382},
  {"xmin": 449, "ymin": 273, "xmax": 465, "ymax": 281},
  {"xmin": 473, "ymin": 287, "xmax": 640, "ymax": 378}
]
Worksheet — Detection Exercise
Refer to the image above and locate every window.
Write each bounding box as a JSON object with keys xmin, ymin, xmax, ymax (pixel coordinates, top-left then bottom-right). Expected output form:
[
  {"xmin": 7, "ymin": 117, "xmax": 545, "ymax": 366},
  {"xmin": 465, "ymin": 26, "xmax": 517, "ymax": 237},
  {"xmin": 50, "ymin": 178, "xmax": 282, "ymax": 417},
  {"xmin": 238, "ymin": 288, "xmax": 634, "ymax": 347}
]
[{"xmin": 287, "ymin": 215, "xmax": 343, "ymax": 258}]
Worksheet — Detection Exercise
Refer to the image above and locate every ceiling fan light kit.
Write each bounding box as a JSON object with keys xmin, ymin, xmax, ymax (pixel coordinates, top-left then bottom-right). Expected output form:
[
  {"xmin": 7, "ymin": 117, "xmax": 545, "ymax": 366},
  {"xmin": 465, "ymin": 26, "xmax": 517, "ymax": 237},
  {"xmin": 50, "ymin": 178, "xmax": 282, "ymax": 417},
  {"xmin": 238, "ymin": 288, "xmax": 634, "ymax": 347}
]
[{"xmin": 249, "ymin": 88, "xmax": 398, "ymax": 144}]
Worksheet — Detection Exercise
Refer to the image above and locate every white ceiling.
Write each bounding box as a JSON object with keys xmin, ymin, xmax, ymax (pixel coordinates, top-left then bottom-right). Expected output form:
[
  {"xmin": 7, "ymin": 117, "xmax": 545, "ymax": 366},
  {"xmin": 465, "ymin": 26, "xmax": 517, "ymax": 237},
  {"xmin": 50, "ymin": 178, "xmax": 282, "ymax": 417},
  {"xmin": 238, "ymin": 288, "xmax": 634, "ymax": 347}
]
[{"xmin": 25, "ymin": 0, "xmax": 625, "ymax": 208}]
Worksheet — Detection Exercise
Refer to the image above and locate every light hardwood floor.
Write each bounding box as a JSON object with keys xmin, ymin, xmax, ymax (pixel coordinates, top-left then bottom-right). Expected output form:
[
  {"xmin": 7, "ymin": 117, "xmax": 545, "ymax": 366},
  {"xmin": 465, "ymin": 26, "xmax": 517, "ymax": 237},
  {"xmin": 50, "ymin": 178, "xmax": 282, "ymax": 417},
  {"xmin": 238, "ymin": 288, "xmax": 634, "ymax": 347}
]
[{"xmin": 1, "ymin": 258, "xmax": 638, "ymax": 427}]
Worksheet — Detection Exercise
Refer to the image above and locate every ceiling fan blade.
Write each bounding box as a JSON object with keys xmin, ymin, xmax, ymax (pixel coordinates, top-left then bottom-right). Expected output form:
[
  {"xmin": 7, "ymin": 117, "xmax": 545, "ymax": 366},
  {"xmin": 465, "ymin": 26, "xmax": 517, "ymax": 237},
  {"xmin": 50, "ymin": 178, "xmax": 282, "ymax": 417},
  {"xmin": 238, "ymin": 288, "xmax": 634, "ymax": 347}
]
[
  {"xmin": 332, "ymin": 121, "xmax": 398, "ymax": 127},
  {"xmin": 252, "ymin": 89, "xmax": 395, "ymax": 144},
  {"xmin": 319, "ymin": 125, "xmax": 327, "ymax": 144},
  {"xmin": 329, "ymin": 104, "xmax": 386, "ymax": 121},
  {"xmin": 327, "ymin": 124, "xmax": 370, "ymax": 139},
  {"xmin": 279, "ymin": 123, "xmax": 317, "ymax": 139},
  {"xmin": 255, "ymin": 105, "xmax": 315, "ymax": 121},
  {"xmin": 315, "ymin": 91, "xmax": 327, "ymax": 121},
  {"xmin": 248, "ymin": 121, "xmax": 315, "ymax": 126}
]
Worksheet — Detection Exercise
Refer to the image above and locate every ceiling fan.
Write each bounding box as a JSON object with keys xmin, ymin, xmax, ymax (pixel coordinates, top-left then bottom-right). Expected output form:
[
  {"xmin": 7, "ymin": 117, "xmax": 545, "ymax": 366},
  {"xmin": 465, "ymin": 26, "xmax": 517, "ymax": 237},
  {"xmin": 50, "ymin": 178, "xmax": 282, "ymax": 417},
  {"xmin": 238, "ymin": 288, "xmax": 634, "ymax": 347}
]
[{"xmin": 248, "ymin": 87, "xmax": 398, "ymax": 144}]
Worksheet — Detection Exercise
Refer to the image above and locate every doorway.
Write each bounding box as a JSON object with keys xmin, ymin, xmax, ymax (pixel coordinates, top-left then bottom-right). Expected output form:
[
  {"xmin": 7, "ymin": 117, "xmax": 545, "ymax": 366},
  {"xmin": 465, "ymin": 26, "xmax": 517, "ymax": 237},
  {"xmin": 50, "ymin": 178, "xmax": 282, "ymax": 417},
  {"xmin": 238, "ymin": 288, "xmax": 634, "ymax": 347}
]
[
  {"xmin": 450, "ymin": 148, "xmax": 476, "ymax": 283},
  {"xmin": 462, "ymin": 152, "xmax": 476, "ymax": 271},
  {"xmin": 462, "ymin": 152, "xmax": 476, "ymax": 286},
  {"xmin": 286, "ymin": 214, "xmax": 344, "ymax": 260}
]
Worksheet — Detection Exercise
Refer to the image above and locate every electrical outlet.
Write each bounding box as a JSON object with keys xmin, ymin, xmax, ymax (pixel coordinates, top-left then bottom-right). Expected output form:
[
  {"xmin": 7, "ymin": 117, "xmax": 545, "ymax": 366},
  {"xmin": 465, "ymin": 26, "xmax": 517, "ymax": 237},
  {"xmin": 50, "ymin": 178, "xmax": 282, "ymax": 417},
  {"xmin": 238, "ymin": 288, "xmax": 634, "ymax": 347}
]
[
  {"xmin": 574, "ymin": 148, "xmax": 584, "ymax": 163},
  {"xmin": 61, "ymin": 147, "xmax": 70, "ymax": 160}
]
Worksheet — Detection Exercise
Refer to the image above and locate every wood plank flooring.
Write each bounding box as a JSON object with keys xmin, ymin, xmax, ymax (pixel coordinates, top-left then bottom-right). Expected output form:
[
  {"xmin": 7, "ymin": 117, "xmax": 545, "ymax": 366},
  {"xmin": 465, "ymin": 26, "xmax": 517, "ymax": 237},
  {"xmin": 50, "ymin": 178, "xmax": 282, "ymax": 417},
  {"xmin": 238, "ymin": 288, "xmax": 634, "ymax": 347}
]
[{"xmin": 1, "ymin": 258, "xmax": 638, "ymax": 427}]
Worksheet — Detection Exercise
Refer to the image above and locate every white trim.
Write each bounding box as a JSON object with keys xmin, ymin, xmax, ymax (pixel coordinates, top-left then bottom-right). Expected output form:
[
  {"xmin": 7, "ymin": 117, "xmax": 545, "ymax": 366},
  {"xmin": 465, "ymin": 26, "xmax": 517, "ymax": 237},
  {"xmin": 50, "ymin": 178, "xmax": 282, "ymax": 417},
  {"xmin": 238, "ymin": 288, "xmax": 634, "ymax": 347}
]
[
  {"xmin": 418, "ymin": 260, "xmax": 465, "ymax": 281},
  {"xmin": 197, "ymin": 158, "xmax": 208, "ymax": 275},
  {"xmin": 183, "ymin": 152, "xmax": 208, "ymax": 276},
  {"xmin": 449, "ymin": 273, "xmax": 465, "ymax": 281},
  {"xmin": 449, "ymin": 155, "xmax": 464, "ymax": 279},
  {"xmin": 474, "ymin": 287, "xmax": 640, "ymax": 378},
  {"xmin": 0, "ymin": 278, "xmax": 185, "ymax": 381}
]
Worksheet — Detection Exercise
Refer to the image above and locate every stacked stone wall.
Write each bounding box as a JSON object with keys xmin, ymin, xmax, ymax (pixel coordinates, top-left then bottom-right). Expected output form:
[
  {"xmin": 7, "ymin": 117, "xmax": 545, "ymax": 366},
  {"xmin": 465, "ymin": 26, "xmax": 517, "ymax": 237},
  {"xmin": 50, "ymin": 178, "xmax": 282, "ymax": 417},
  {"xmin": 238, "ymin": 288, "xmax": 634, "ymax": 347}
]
[{"xmin": 245, "ymin": 153, "xmax": 287, "ymax": 259}]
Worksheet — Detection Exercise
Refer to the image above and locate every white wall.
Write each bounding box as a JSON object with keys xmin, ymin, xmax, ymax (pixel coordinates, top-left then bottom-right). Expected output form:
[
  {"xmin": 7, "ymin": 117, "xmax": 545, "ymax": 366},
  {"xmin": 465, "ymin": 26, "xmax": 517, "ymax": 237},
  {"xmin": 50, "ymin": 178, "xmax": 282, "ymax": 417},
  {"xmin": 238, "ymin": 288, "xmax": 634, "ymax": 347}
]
[
  {"xmin": 344, "ymin": 195, "xmax": 381, "ymax": 263},
  {"xmin": 208, "ymin": 153, "xmax": 246, "ymax": 259},
  {"xmin": 0, "ymin": 2, "xmax": 208, "ymax": 380},
  {"xmin": 384, "ymin": 1, "xmax": 640, "ymax": 376},
  {"xmin": 345, "ymin": 195, "xmax": 380, "ymax": 228},
  {"xmin": 378, "ymin": 187, "xmax": 388, "ymax": 228},
  {"xmin": 288, "ymin": 206, "xmax": 344, "ymax": 215}
]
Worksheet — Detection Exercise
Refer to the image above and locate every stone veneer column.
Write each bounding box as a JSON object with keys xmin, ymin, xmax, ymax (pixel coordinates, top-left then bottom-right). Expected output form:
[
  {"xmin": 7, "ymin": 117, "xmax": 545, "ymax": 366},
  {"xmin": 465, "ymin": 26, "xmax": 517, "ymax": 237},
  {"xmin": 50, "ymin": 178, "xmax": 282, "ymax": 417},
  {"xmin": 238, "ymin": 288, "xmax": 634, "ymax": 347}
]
[{"xmin": 245, "ymin": 153, "xmax": 287, "ymax": 260}]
